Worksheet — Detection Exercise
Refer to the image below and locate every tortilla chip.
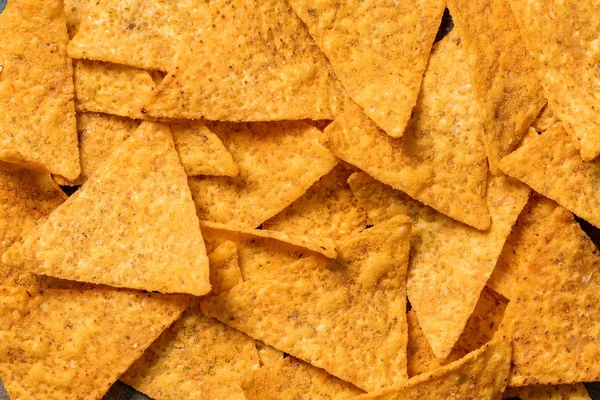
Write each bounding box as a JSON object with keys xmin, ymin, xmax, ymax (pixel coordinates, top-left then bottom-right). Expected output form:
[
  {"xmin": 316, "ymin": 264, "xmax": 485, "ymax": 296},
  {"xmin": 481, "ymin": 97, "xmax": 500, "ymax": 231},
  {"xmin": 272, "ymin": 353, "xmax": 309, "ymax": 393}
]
[
  {"xmin": 2, "ymin": 122, "xmax": 211, "ymax": 295},
  {"xmin": 323, "ymin": 31, "xmax": 490, "ymax": 230},
  {"xmin": 171, "ymin": 121, "xmax": 239, "ymax": 177},
  {"xmin": 487, "ymin": 195, "xmax": 559, "ymax": 300},
  {"xmin": 359, "ymin": 335, "xmax": 511, "ymax": 400},
  {"xmin": 262, "ymin": 162, "xmax": 367, "ymax": 241},
  {"xmin": 531, "ymin": 105, "xmax": 560, "ymax": 134},
  {"xmin": 0, "ymin": 0, "xmax": 79, "ymax": 179},
  {"xmin": 348, "ymin": 172, "xmax": 529, "ymax": 358},
  {"xmin": 242, "ymin": 357, "xmax": 363, "ymax": 400},
  {"xmin": 506, "ymin": 384, "xmax": 591, "ymax": 400},
  {"xmin": 202, "ymin": 215, "xmax": 412, "ymax": 392},
  {"xmin": 73, "ymin": 59, "xmax": 156, "ymax": 120},
  {"xmin": 255, "ymin": 342, "xmax": 284, "ymax": 367},
  {"xmin": 287, "ymin": 0, "xmax": 444, "ymax": 138},
  {"xmin": 407, "ymin": 287, "xmax": 508, "ymax": 377},
  {"xmin": 188, "ymin": 121, "xmax": 337, "ymax": 229},
  {"xmin": 500, "ymin": 123, "xmax": 600, "ymax": 228},
  {"xmin": 507, "ymin": 1, "xmax": 600, "ymax": 161},
  {"xmin": 207, "ymin": 241, "xmax": 242, "ymax": 295},
  {"xmin": 506, "ymin": 207, "xmax": 600, "ymax": 386},
  {"xmin": 446, "ymin": 0, "xmax": 545, "ymax": 174}
]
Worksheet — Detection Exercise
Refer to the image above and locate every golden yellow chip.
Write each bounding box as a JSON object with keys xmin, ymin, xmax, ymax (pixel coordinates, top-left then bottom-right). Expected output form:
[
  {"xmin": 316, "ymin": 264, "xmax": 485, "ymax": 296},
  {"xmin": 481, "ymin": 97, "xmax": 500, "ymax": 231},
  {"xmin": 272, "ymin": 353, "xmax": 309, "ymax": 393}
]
[
  {"xmin": 2, "ymin": 122, "xmax": 211, "ymax": 295},
  {"xmin": 360, "ymin": 335, "xmax": 511, "ymax": 399},
  {"xmin": 262, "ymin": 162, "xmax": 367, "ymax": 242},
  {"xmin": 287, "ymin": 0, "xmax": 444, "ymax": 138},
  {"xmin": 507, "ymin": 384, "xmax": 591, "ymax": 400},
  {"xmin": 189, "ymin": 121, "xmax": 337, "ymax": 229},
  {"xmin": 323, "ymin": 31, "xmax": 490, "ymax": 230},
  {"xmin": 407, "ymin": 287, "xmax": 507, "ymax": 377},
  {"xmin": 508, "ymin": 1, "xmax": 600, "ymax": 161},
  {"xmin": 242, "ymin": 357, "xmax": 363, "ymax": 400},
  {"xmin": 0, "ymin": 0, "xmax": 80, "ymax": 180},
  {"xmin": 207, "ymin": 241, "xmax": 242, "ymax": 295},
  {"xmin": 500, "ymin": 123, "xmax": 600, "ymax": 228},
  {"xmin": 348, "ymin": 172, "xmax": 529, "ymax": 359},
  {"xmin": 255, "ymin": 342, "xmax": 284, "ymax": 367},
  {"xmin": 487, "ymin": 195, "xmax": 559, "ymax": 300},
  {"xmin": 531, "ymin": 105, "xmax": 560, "ymax": 134},
  {"xmin": 446, "ymin": 0, "xmax": 545, "ymax": 173},
  {"xmin": 202, "ymin": 216, "xmax": 412, "ymax": 392},
  {"xmin": 506, "ymin": 207, "xmax": 600, "ymax": 386}
]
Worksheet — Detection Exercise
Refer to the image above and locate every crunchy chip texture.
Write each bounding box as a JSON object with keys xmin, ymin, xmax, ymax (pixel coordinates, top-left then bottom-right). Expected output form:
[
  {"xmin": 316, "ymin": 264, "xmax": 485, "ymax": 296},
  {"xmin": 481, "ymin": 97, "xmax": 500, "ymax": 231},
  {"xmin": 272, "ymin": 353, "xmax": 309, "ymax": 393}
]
[
  {"xmin": 189, "ymin": 121, "xmax": 336, "ymax": 229},
  {"xmin": 2, "ymin": 122, "xmax": 211, "ymax": 295},
  {"xmin": 447, "ymin": 0, "xmax": 545, "ymax": 173},
  {"xmin": 358, "ymin": 336, "xmax": 511, "ymax": 400},
  {"xmin": 349, "ymin": 172, "xmax": 529, "ymax": 359},
  {"xmin": 507, "ymin": 384, "xmax": 591, "ymax": 400},
  {"xmin": 500, "ymin": 124, "xmax": 600, "ymax": 229},
  {"xmin": 531, "ymin": 105, "xmax": 559, "ymax": 133},
  {"xmin": 407, "ymin": 287, "xmax": 507, "ymax": 377},
  {"xmin": 0, "ymin": 0, "xmax": 79, "ymax": 179},
  {"xmin": 287, "ymin": 0, "xmax": 444, "ymax": 138},
  {"xmin": 242, "ymin": 357, "xmax": 363, "ymax": 400},
  {"xmin": 323, "ymin": 32, "xmax": 489, "ymax": 230},
  {"xmin": 202, "ymin": 216, "xmax": 412, "ymax": 392},
  {"xmin": 508, "ymin": 0, "xmax": 600, "ymax": 161},
  {"xmin": 263, "ymin": 162, "xmax": 367, "ymax": 242},
  {"xmin": 507, "ymin": 207, "xmax": 600, "ymax": 386},
  {"xmin": 255, "ymin": 342, "xmax": 284, "ymax": 367}
]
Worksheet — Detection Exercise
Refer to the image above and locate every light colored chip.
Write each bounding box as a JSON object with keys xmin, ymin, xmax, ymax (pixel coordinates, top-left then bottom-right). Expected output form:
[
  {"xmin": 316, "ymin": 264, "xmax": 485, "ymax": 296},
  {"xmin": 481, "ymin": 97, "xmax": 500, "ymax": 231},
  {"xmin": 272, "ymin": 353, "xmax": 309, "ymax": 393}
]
[
  {"xmin": 531, "ymin": 105, "xmax": 560, "ymax": 133},
  {"xmin": 348, "ymin": 172, "xmax": 529, "ymax": 359},
  {"xmin": 500, "ymin": 123, "xmax": 600, "ymax": 228},
  {"xmin": 255, "ymin": 342, "xmax": 284, "ymax": 367},
  {"xmin": 263, "ymin": 162, "xmax": 367, "ymax": 242},
  {"xmin": 189, "ymin": 121, "xmax": 337, "ymax": 229},
  {"xmin": 508, "ymin": 1, "xmax": 600, "ymax": 161},
  {"xmin": 170, "ymin": 121, "xmax": 239, "ymax": 177},
  {"xmin": 242, "ymin": 357, "xmax": 363, "ymax": 400},
  {"xmin": 2, "ymin": 122, "xmax": 211, "ymax": 295},
  {"xmin": 323, "ymin": 32, "xmax": 489, "ymax": 230},
  {"xmin": 506, "ymin": 384, "xmax": 591, "ymax": 400},
  {"xmin": 407, "ymin": 287, "xmax": 508, "ymax": 377},
  {"xmin": 207, "ymin": 241, "xmax": 242, "ymax": 295},
  {"xmin": 0, "ymin": 0, "xmax": 80, "ymax": 179},
  {"xmin": 487, "ymin": 195, "xmax": 559, "ymax": 300},
  {"xmin": 447, "ymin": 0, "xmax": 545, "ymax": 173},
  {"xmin": 359, "ymin": 335, "xmax": 511, "ymax": 400},
  {"xmin": 287, "ymin": 0, "xmax": 444, "ymax": 138},
  {"xmin": 73, "ymin": 59, "xmax": 156, "ymax": 120},
  {"xmin": 202, "ymin": 216, "xmax": 412, "ymax": 392},
  {"xmin": 506, "ymin": 207, "xmax": 600, "ymax": 386}
]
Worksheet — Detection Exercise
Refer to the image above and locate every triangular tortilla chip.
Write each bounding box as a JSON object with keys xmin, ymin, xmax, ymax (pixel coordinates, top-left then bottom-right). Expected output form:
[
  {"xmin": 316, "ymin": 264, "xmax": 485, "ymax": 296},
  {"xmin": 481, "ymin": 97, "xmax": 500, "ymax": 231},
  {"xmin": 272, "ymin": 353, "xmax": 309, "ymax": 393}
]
[
  {"xmin": 531, "ymin": 105, "xmax": 559, "ymax": 134},
  {"xmin": 506, "ymin": 384, "xmax": 591, "ymax": 400},
  {"xmin": 2, "ymin": 122, "xmax": 211, "ymax": 295},
  {"xmin": 446, "ymin": 0, "xmax": 545, "ymax": 173},
  {"xmin": 188, "ymin": 121, "xmax": 337, "ymax": 229},
  {"xmin": 201, "ymin": 215, "xmax": 412, "ymax": 392},
  {"xmin": 287, "ymin": 0, "xmax": 444, "ymax": 138},
  {"xmin": 121, "ymin": 243, "xmax": 259, "ymax": 400},
  {"xmin": 241, "ymin": 357, "xmax": 363, "ymax": 400},
  {"xmin": 323, "ymin": 31, "xmax": 490, "ymax": 230},
  {"xmin": 407, "ymin": 287, "xmax": 507, "ymax": 377},
  {"xmin": 506, "ymin": 207, "xmax": 600, "ymax": 386},
  {"xmin": 0, "ymin": 0, "xmax": 80, "ymax": 179},
  {"xmin": 487, "ymin": 195, "xmax": 559, "ymax": 300},
  {"xmin": 359, "ymin": 336, "xmax": 511, "ymax": 400},
  {"xmin": 262, "ymin": 162, "xmax": 367, "ymax": 242},
  {"xmin": 348, "ymin": 172, "xmax": 529, "ymax": 358},
  {"xmin": 507, "ymin": 1, "xmax": 600, "ymax": 161},
  {"xmin": 500, "ymin": 124, "xmax": 600, "ymax": 229}
]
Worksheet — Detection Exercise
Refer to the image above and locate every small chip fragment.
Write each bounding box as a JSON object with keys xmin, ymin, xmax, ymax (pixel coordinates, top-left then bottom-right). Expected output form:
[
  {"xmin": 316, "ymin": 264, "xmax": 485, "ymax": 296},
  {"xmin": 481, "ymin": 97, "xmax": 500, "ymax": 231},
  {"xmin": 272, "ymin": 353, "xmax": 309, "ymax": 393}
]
[
  {"xmin": 447, "ymin": 0, "xmax": 545, "ymax": 173},
  {"xmin": 255, "ymin": 342, "xmax": 284, "ymax": 367},
  {"xmin": 242, "ymin": 357, "xmax": 363, "ymax": 400},
  {"xmin": 323, "ymin": 31, "xmax": 490, "ymax": 230},
  {"xmin": 0, "ymin": 0, "xmax": 80, "ymax": 179},
  {"xmin": 189, "ymin": 121, "xmax": 337, "ymax": 229},
  {"xmin": 531, "ymin": 105, "xmax": 560, "ymax": 133},
  {"xmin": 499, "ymin": 123, "xmax": 600, "ymax": 228},
  {"xmin": 2, "ymin": 122, "xmax": 211, "ymax": 295},
  {"xmin": 287, "ymin": 0, "xmax": 445, "ymax": 138},
  {"xmin": 506, "ymin": 384, "xmax": 591, "ymax": 400},
  {"xmin": 349, "ymin": 172, "xmax": 529, "ymax": 359},
  {"xmin": 202, "ymin": 216, "xmax": 412, "ymax": 392}
]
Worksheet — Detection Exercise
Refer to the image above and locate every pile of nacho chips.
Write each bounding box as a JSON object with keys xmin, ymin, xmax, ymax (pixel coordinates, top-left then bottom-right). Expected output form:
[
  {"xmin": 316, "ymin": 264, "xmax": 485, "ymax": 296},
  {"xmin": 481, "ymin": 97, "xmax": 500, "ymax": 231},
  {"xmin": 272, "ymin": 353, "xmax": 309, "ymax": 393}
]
[{"xmin": 1, "ymin": 0, "xmax": 600, "ymax": 399}]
